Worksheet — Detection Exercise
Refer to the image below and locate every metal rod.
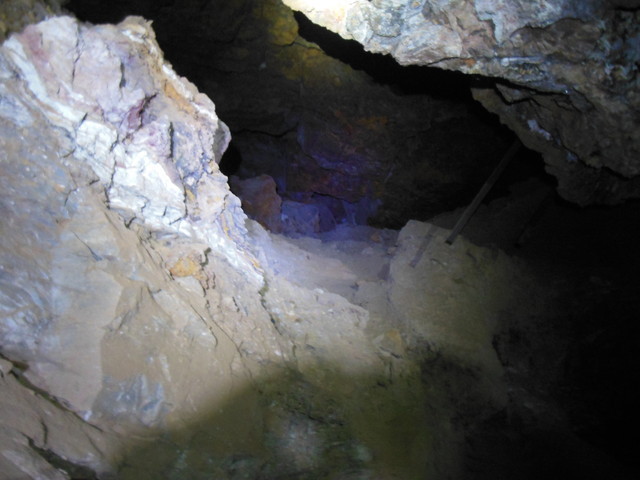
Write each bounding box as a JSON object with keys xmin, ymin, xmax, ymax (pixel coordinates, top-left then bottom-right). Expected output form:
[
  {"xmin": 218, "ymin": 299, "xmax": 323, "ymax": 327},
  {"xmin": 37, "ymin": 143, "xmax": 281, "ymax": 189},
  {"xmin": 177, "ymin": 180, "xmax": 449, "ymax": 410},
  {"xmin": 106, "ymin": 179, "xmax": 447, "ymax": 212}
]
[
  {"xmin": 445, "ymin": 139, "xmax": 521, "ymax": 245},
  {"xmin": 410, "ymin": 224, "xmax": 439, "ymax": 267}
]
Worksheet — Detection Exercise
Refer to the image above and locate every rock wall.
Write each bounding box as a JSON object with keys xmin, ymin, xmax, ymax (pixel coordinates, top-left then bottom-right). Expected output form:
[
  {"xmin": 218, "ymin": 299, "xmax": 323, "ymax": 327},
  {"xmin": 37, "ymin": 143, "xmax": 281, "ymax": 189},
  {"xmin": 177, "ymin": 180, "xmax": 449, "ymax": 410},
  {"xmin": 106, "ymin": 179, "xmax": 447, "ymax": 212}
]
[
  {"xmin": 0, "ymin": 13, "xmax": 274, "ymax": 477},
  {"xmin": 2, "ymin": 3, "xmax": 632, "ymax": 479},
  {"xmin": 1, "ymin": 12, "xmax": 520, "ymax": 478},
  {"xmin": 66, "ymin": 0, "xmax": 515, "ymax": 228},
  {"xmin": 282, "ymin": 0, "xmax": 640, "ymax": 206}
]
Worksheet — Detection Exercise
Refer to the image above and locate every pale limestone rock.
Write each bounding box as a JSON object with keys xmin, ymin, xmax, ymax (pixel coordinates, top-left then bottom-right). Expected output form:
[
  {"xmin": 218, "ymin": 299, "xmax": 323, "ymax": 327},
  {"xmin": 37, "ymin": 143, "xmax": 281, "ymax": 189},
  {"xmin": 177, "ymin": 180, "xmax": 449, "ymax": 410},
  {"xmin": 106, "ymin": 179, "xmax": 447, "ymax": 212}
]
[
  {"xmin": 1, "ymin": 13, "xmax": 410, "ymax": 476},
  {"xmin": 2, "ymin": 15, "xmax": 239, "ymax": 240},
  {"xmin": 389, "ymin": 220, "xmax": 511, "ymax": 408},
  {"xmin": 0, "ymin": 13, "xmax": 276, "ymax": 475},
  {"xmin": 0, "ymin": 367, "xmax": 123, "ymax": 477},
  {"xmin": 474, "ymin": 0, "xmax": 576, "ymax": 43}
]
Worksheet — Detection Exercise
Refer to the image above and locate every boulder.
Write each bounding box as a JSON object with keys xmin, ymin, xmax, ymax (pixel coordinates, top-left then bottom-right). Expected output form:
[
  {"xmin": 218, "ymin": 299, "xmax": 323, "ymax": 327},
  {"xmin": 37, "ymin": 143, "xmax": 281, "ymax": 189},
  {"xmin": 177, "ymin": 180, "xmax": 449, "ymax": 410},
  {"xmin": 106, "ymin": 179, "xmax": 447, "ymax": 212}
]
[
  {"xmin": 230, "ymin": 174, "xmax": 283, "ymax": 232},
  {"xmin": 281, "ymin": 200, "xmax": 320, "ymax": 235}
]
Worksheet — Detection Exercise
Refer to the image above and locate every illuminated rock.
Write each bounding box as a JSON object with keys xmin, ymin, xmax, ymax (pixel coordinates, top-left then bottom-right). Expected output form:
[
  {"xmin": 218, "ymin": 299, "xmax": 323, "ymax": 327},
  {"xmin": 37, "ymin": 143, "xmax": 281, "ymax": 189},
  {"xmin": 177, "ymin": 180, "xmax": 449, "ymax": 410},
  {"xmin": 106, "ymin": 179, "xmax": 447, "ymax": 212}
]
[
  {"xmin": 0, "ymin": 14, "xmax": 433, "ymax": 477},
  {"xmin": 2, "ymin": 2, "xmax": 632, "ymax": 478},
  {"xmin": 0, "ymin": 13, "xmax": 271, "ymax": 476}
]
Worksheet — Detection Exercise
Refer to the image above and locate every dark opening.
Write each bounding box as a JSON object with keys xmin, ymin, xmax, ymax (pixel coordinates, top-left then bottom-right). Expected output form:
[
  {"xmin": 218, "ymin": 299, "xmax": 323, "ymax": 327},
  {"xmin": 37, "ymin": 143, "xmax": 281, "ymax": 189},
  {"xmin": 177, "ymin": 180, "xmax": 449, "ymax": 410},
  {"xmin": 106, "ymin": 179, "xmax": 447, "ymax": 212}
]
[
  {"xmin": 66, "ymin": 0, "xmax": 545, "ymax": 237},
  {"xmin": 219, "ymin": 142, "xmax": 243, "ymax": 176},
  {"xmin": 293, "ymin": 10, "xmax": 474, "ymax": 99}
]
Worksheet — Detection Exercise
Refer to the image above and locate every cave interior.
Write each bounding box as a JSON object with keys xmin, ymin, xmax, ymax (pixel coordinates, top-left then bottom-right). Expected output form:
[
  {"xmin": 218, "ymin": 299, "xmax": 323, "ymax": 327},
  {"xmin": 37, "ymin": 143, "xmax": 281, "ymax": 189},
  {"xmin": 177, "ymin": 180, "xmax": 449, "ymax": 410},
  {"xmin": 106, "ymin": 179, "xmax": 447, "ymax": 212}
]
[
  {"xmin": 1, "ymin": 0, "xmax": 638, "ymax": 478},
  {"xmin": 58, "ymin": 0, "xmax": 640, "ymax": 472}
]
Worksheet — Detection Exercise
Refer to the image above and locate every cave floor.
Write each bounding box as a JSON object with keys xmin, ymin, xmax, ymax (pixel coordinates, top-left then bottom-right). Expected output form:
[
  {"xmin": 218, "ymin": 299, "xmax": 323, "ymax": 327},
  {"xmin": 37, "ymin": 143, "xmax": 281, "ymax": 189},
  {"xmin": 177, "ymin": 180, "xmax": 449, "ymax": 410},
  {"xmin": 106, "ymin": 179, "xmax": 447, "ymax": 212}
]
[
  {"xmin": 249, "ymin": 177, "xmax": 638, "ymax": 479},
  {"xmin": 265, "ymin": 224, "xmax": 398, "ymax": 339}
]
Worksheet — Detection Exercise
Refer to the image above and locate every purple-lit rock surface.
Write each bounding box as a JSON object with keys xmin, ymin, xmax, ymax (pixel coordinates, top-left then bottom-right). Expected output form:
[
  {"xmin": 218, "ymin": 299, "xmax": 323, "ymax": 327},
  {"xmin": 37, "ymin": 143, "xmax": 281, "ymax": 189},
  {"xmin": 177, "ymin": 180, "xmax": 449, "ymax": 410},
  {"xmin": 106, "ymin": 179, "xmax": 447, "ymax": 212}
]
[
  {"xmin": 283, "ymin": 0, "xmax": 640, "ymax": 206},
  {"xmin": 281, "ymin": 199, "xmax": 321, "ymax": 235}
]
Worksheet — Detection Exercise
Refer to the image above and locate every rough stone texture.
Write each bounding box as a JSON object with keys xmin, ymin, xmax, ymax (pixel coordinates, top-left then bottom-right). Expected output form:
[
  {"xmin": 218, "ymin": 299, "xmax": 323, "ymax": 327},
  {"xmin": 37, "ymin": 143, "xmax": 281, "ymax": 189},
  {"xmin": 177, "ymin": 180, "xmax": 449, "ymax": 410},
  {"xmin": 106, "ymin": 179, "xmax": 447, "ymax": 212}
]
[
  {"xmin": 390, "ymin": 221, "xmax": 511, "ymax": 397},
  {"xmin": 281, "ymin": 200, "xmax": 321, "ymax": 235},
  {"xmin": 2, "ymin": 4, "xmax": 635, "ymax": 479},
  {"xmin": 0, "ymin": 14, "xmax": 279, "ymax": 476},
  {"xmin": 0, "ymin": 363, "xmax": 124, "ymax": 479},
  {"xmin": 1, "ymin": 12, "xmax": 494, "ymax": 478},
  {"xmin": 0, "ymin": 11, "xmax": 296, "ymax": 475},
  {"xmin": 66, "ymin": 0, "xmax": 514, "ymax": 227},
  {"xmin": 229, "ymin": 174, "xmax": 284, "ymax": 232},
  {"xmin": 282, "ymin": 0, "xmax": 640, "ymax": 206}
]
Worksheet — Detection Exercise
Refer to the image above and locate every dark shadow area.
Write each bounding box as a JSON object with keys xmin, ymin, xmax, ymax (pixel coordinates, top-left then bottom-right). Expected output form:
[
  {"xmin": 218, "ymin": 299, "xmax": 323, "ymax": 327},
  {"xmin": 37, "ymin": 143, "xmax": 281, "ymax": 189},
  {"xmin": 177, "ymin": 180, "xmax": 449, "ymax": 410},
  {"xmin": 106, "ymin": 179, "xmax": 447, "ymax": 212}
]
[
  {"xmin": 494, "ymin": 195, "xmax": 640, "ymax": 472},
  {"xmin": 560, "ymin": 283, "xmax": 639, "ymax": 468},
  {"xmin": 219, "ymin": 142, "xmax": 243, "ymax": 176},
  {"xmin": 420, "ymin": 349, "xmax": 635, "ymax": 480},
  {"xmin": 65, "ymin": 0, "xmax": 151, "ymax": 24},
  {"xmin": 66, "ymin": 0, "xmax": 525, "ymax": 234},
  {"xmin": 481, "ymin": 145, "xmax": 552, "ymax": 205},
  {"xmin": 463, "ymin": 411, "xmax": 634, "ymax": 480},
  {"xmin": 516, "ymin": 195, "xmax": 640, "ymax": 276},
  {"xmin": 64, "ymin": 0, "xmax": 197, "ymax": 81},
  {"xmin": 95, "ymin": 367, "xmax": 436, "ymax": 479},
  {"xmin": 38, "ymin": 352, "xmax": 635, "ymax": 480},
  {"xmin": 294, "ymin": 11, "xmax": 474, "ymax": 100}
]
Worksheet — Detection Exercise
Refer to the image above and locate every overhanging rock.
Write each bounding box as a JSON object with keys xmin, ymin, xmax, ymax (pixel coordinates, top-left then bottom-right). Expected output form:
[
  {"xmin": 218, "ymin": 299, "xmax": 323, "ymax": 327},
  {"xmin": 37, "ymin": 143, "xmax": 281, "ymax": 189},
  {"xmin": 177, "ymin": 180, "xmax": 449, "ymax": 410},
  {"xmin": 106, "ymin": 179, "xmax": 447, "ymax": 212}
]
[{"xmin": 282, "ymin": 0, "xmax": 640, "ymax": 205}]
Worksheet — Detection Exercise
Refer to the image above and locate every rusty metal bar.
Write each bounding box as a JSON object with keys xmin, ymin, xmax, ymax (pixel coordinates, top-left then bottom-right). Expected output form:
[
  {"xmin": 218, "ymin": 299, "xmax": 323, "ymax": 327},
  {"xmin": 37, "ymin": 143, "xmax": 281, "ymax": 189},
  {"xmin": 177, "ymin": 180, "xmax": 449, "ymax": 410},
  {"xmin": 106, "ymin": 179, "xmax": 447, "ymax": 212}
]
[{"xmin": 445, "ymin": 139, "xmax": 521, "ymax": 245}]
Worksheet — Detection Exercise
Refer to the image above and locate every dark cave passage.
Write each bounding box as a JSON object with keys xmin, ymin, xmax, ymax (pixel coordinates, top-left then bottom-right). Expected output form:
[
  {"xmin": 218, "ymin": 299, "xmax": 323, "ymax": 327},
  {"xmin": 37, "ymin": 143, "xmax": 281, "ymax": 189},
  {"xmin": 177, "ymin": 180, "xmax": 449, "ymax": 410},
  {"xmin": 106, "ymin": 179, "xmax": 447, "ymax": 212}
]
[
  {"xmin": 61, "ymin": 1, "xmax": 639, "ymax": 477},
  {"xmin": 67, "ymin": 0, "xmax": 544, "ymax": 237}
]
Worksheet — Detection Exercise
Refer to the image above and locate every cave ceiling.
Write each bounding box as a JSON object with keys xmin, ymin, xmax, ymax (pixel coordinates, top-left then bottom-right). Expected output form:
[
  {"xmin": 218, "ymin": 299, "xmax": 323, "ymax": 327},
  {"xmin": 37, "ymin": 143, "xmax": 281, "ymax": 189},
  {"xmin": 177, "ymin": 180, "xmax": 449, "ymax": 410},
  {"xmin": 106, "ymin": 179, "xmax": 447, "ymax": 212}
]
[
  {"xmin": 282, "ymin": 0, "xmax": 640, "ymax": 206},
  {"xmin": 65, "ymin": 0, "xmax": 534, "ymax": 229}
]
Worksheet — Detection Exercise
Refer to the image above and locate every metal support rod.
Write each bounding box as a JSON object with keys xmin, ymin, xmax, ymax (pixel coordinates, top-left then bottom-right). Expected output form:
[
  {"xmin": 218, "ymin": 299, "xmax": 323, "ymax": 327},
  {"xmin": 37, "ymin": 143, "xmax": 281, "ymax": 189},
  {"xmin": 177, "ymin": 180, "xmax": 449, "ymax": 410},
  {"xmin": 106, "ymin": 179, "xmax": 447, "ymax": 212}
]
[{"xmin": 445, "ymin": 139, "xmax": 521, "ymax": 245}]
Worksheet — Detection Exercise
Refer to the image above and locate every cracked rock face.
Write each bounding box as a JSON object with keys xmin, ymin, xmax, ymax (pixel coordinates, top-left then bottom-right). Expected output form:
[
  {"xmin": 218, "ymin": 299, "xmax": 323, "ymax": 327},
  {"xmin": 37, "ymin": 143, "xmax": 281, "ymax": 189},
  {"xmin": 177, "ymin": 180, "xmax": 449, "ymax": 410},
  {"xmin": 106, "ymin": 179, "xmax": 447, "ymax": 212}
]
[
  {"xmin": 283, "ymin": 0, "xmax": 640, "ymax": 206},
  {"xmin": 2, "ymin": 11, "xmax": 504, "ymax": 478},
  {"xmin": 67, "ymin": 0, "xmax": 516, "ymax": 228},
  {"xmin": 2, "ymin": 2, "xmax": 635, "ymax": 479},
  {"xmin": 0, "ymin": 13, "xmax": 272, "ymax": 476}
]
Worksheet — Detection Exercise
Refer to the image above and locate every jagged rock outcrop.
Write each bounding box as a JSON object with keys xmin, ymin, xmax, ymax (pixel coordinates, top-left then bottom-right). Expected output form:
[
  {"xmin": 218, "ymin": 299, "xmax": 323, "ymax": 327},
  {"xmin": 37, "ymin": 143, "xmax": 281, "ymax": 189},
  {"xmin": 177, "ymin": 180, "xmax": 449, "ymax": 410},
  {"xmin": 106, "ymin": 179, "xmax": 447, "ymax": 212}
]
[
  {"xmin": 0, "ymin": 13, "xmax": 274, "ymax": 476},
  {"xmin": 2, "ymin": 3, "xmax": 634, "ymax": 479},
  {"xmin": 0, "ymin": 11, "xmax": 523, "ymax": 478},
  {"xmin": 67, "ymin": 0, "xmax": 514, "ymax": 228},
  {"xmin": 282, "ymin": 0, "xmax": 640, "ymax": 206}
]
